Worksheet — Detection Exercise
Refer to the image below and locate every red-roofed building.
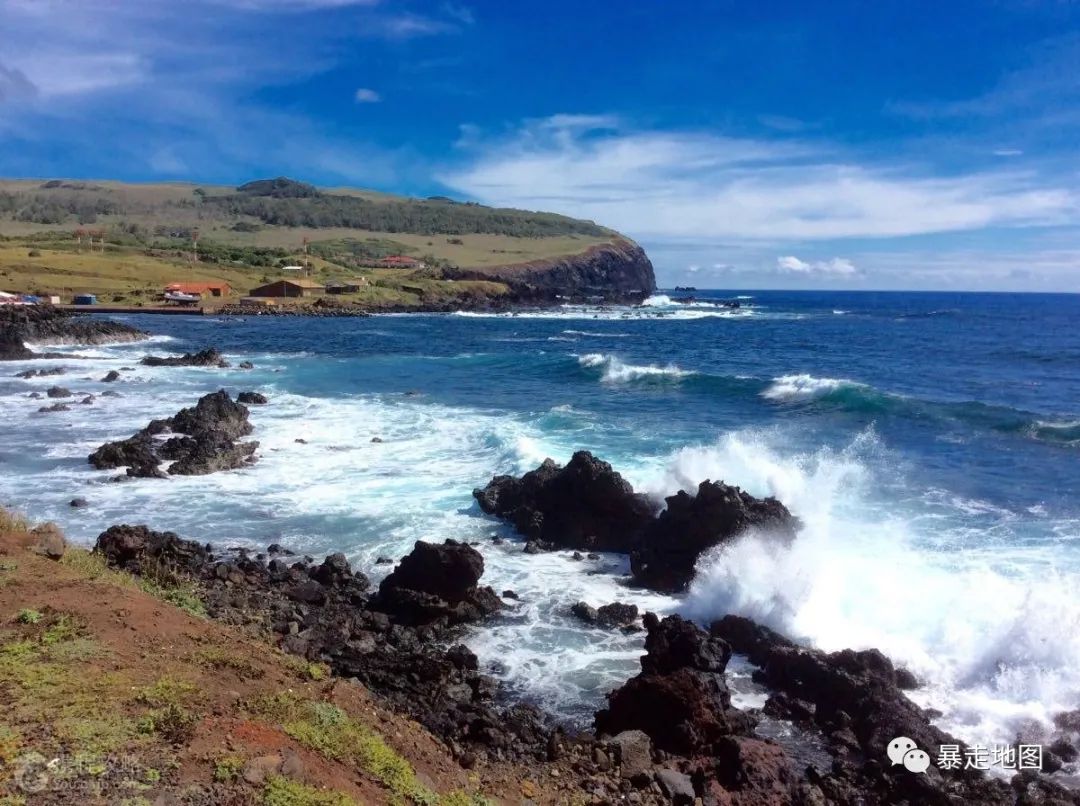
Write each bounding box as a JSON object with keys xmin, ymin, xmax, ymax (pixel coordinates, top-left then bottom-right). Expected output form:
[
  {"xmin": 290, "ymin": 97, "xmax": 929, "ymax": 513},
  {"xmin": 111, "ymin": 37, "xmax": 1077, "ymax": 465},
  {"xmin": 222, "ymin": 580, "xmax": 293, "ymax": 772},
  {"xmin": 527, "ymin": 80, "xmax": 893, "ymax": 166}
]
[
  {"xmin": 378, "ymin": 256, "xmax": 426, "ymax": 269},
  {"xmin": 165, "ymin": 282, "xmax": 231, "ymax": 298}
]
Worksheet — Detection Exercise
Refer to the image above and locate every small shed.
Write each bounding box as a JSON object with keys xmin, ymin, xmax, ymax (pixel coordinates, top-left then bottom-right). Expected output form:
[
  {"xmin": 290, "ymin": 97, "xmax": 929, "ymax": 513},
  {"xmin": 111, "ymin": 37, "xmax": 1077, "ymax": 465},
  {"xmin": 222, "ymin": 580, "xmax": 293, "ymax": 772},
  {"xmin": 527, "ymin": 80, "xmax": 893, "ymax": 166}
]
[
  {"xmin": 73, "ymin": 294, "xmax": 97, "ymax": 305},
  {"xmin": 325, "ymin": 280, "xmax": 361, "ymax": 295},
  {"xmin": 248, "ymin": 279, "xmax": 325, "ymax": 298}
]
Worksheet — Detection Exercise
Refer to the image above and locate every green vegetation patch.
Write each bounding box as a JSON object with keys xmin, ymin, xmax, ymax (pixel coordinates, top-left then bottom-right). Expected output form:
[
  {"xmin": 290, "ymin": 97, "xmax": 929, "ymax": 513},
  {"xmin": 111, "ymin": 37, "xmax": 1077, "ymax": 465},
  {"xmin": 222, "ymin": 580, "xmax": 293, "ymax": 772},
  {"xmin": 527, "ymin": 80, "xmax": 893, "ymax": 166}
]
[
  {"xmin": 246, "ymin": 693, "xmax": 454, "ymax": 805},
  {"xmin": 262, "ymin": 775, "xmax": 356, "ymax": 806},
  {"xmin": 61, "ymin": 547, "xmax": 206, "ymax": 618},
  {"xmin": 0, "ymin": 507, "xmax": 30, "ymax": 533},
  {"xmin": 194, "ymin": 646, "xmax": 265, "ymax": 680},
  {"xmin": 0, "ymin": 610, "xmax": 140, "ymax": 757}
]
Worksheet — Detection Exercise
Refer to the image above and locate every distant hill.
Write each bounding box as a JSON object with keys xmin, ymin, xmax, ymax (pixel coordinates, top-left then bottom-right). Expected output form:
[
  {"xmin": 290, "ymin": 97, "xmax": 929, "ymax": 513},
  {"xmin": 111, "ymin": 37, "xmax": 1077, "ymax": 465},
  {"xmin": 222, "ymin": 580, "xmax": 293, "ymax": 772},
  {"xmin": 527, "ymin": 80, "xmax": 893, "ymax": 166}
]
[{"xmin": 0, "ymin": 177, "xmax": 654, "ymax": 309}]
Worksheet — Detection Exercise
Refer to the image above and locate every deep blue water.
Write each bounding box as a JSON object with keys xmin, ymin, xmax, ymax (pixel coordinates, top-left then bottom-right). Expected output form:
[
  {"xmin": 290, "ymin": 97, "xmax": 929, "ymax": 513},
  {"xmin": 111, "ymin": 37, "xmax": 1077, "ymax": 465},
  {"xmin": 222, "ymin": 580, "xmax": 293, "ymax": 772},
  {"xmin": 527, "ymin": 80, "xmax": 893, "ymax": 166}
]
[{"xmin": 2, "ymin": 290, "xmax": 1078, "ymax": 747}]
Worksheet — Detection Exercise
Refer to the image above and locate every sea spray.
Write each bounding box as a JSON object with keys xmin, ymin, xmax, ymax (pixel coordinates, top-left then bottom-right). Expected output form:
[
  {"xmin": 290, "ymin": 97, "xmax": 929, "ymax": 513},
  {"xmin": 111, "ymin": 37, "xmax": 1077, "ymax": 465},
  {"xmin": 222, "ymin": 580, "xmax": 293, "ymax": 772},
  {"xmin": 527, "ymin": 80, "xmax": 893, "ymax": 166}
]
[
  {"xmin": 576, "ymin": 352, "xmax": 695, "ymax": 383},
  {"xmin": 673, "ymin": 430, "xmax": 1080, "ymax": 749}
]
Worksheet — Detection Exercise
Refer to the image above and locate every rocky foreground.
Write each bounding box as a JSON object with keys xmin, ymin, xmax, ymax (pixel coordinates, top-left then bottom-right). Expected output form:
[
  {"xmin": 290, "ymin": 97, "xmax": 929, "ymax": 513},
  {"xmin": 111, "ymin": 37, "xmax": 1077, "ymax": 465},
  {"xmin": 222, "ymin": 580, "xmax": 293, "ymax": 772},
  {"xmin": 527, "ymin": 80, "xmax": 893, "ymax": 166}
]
[{"xmin": 80, "ymin": 518, "xmax": 1080, "ymax": 806}]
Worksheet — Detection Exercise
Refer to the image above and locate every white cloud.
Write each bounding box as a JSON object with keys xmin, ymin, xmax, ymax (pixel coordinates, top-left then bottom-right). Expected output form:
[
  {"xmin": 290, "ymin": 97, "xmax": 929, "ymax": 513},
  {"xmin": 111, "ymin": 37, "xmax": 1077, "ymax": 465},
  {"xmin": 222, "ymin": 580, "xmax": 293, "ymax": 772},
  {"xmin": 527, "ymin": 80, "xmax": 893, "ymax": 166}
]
[
  {"xmin": 993, "ymin": 148, "xmax": 1024, "ymax": 157},
  {"xmin": 777, "ymin": 255, "xmax": 858, "ymax": 276},
  {"xmin": 440, "ymin": 115, "xmax": 1077, "ymax": 242},
  {"xmin": 354, "ymin": 87, "xmax": 381, "ymax": 103},
  {"xmin": 378, "ymin": 13, "xmax": 456, "ymax": 38},
  {"xmin": 207, "ymin": 0, "xmax": 379, "ymax": 10}
]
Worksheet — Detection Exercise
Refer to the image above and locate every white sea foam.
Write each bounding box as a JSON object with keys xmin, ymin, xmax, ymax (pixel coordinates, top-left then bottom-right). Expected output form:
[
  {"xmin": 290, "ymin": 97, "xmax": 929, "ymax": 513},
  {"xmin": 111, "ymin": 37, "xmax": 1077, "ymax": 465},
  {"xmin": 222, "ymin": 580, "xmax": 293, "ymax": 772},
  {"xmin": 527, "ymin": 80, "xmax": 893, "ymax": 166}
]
[
  {"xmin": 667, "ymin": 430, "xmax": 1080, "ymax": 749},
  {"xmin": 641, "ymin": 294, "xmax": 673, "ymax": 307},
  {"xmin": 453, "ymin": 301, "xmax": 754, "ymax": 321},
  {"xmin": 762, "ymin": 373, "xmax": 865, "ymax": 402},
  {"xmin": 577, "ymin": 352, "xmax": 694, "ymax": 383}
]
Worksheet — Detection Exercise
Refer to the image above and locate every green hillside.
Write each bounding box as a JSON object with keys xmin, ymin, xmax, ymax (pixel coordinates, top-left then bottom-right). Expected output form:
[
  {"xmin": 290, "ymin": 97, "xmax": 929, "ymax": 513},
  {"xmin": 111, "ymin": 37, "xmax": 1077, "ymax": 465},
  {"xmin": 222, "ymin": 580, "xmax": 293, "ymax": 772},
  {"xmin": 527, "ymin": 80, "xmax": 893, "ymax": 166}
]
[{"xmin": 0, "ymin": 177, "xmax": 622, "ymax": 309}]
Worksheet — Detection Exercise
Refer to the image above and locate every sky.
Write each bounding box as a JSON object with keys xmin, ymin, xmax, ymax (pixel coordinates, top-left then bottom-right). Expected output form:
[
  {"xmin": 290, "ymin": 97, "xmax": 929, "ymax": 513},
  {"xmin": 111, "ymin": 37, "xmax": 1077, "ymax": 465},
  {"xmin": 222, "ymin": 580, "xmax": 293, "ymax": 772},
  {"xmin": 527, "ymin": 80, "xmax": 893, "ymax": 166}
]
[{"xmin": 1, "ymin": 1, "xmax": 1080, "ymax": 291}]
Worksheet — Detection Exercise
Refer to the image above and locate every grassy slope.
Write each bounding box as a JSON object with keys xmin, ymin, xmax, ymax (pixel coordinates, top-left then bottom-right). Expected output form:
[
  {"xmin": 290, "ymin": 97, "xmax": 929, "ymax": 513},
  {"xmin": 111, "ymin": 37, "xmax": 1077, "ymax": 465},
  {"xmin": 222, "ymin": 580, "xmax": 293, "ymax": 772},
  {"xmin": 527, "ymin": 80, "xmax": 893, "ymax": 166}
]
[
  {"xmin": 0, "ymin": 511, "xmax": 571, "ymax": 805},
  {"xmin": 0, "ymin": 179, "xmax": 617, "ymax": 309},
  {"xmin": 0, "ymin": 244, "xmax": 511, "ymax": 310}
]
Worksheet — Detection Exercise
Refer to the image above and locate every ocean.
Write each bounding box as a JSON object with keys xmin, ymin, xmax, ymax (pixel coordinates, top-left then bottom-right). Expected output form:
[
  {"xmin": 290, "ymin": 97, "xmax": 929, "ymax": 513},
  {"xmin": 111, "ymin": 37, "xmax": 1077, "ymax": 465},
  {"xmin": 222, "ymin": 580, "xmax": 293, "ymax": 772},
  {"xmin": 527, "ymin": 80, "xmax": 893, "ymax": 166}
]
[{"xmin": 2, "ymin": 290, "xmax": 1079, "ymax": 753}]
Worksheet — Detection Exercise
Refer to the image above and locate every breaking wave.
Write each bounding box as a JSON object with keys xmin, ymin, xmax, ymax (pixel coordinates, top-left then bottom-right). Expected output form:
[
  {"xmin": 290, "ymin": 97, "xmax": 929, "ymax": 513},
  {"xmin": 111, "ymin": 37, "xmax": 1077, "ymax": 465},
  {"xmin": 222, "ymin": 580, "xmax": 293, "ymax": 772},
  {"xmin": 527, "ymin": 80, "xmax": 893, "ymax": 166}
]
[
  {"xmin": 672, "ymin": 430, "xmax": 1080, "ymax": 749},
  {"xmin": 576, "ymin": 353, "xmax": 695, "ymax": 383}
]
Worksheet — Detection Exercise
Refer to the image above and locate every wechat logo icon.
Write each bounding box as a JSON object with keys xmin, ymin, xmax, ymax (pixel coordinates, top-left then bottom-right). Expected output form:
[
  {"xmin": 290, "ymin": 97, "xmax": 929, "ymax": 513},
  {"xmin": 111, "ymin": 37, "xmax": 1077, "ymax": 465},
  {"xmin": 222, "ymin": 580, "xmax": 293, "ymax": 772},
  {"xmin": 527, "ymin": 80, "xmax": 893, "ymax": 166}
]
[
  {"xmin": 887, "ymin": 736, "xmax": 931, "ymax": 773},
  {"xmin": 13, "ymin": 752, "xmax": 51, "ymax": 793}
]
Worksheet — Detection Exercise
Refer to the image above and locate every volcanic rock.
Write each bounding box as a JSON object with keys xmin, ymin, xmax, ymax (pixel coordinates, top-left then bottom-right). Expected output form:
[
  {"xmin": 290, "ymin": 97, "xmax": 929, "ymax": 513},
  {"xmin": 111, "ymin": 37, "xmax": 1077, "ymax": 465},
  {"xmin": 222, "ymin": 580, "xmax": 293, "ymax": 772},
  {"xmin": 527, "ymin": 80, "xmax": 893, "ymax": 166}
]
[
  {"xmin": 596, "ymin": 614, "xmax": 752, "ymax": 756},
  {"xmin": 95, "ymin": 524, "xmax": 209, "ymax": 576},
  {"xmin": 237, "ymin": 391, "xmax": 268, "ymax": 405},
  {"xmin": 475, "ymin": 452, "xmax": 800, "ymax": 592},
  {"xmin": 631, "ymin": 480, "xmax": 799, "ymax": 592},
  {"xmin": 140, "ymin": 348, "xmax": 229, "ymax": 368},
  {"xmin": 31, "ymin": 523, "xmax": 67, "ymax": 560},
  {"xmin": 0, "ymin": 304, "xmax": 145, "ymax": 358},
  {"xmin": 473, "ymin": 451, "xmax": 654, "ymax": 553},
  {"xmin": 372, "ymin": 539, "xmax": 501, "ymax": 626},
  {"xmin": 88, "ymin": 390, "xmax": 257, "ymax": 477}
]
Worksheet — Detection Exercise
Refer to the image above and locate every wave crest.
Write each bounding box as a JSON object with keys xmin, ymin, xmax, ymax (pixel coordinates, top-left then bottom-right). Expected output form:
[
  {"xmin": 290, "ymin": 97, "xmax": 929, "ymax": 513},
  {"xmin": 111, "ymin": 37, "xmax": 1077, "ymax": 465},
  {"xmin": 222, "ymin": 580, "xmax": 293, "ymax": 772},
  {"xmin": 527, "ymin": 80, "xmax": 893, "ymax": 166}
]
[
  {"xmin": 577, "ymin": 353, "xmax": 695, "ymax": 383},
  {"xmin": 762, "ymin": 373, "xmax": 869, "ymax": 402}
]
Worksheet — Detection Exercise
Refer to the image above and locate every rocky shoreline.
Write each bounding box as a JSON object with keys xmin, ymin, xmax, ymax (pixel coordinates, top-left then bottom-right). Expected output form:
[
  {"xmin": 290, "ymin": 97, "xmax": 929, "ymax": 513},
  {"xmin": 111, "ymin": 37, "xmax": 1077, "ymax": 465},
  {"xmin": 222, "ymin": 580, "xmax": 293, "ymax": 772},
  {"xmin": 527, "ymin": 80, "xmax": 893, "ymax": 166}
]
[
  {"xmin": 7, "ymin": 316, "xmax": 1080, "ymax": 804},
  {"xmin": 1, "ymin": 304, "xmax": 147, "ymax": 360},
  {"xmin": 73, "ymin": 402, "xmax": 1080, "ymax": 804},
  {"xmin": 86, "ymin": 520, "xmax": 1080, "ymax": 805}
]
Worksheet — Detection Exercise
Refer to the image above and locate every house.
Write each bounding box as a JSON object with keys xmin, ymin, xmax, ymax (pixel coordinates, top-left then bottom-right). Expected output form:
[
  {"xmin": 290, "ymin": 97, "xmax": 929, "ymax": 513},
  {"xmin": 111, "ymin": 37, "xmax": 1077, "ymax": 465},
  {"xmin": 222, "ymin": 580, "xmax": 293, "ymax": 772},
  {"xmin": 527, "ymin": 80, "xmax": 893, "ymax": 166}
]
[
  {"xmin": 325, "ymin": 279, "xmax": 361, "ymax": 295},
  {"xmin": 165, "ymin": 282, "xmax": 231, "ymax": 298},
  {"xmin": 379, "ymin": 255, "xmax": 425, "ymax": 269},
  {"xmin": 281, "ymin": 265, "xmax": 305, "ymax": 273},
  {"xmin": 248, "ymin": 279, "xmax": 325, "ymax": 298}
]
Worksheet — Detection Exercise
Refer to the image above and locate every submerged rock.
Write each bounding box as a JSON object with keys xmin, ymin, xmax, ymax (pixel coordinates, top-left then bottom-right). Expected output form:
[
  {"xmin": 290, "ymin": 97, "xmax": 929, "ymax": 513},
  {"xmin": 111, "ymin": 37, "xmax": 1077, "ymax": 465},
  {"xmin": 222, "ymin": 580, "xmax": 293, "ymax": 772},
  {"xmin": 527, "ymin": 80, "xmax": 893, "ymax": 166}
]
[
  {"xmin": 571, "ymin": 601, "xmax": 639, "ymax": 629},
  {"xmin": 237, "ymin": 391, "xmax": 268, "ymax": 405}
]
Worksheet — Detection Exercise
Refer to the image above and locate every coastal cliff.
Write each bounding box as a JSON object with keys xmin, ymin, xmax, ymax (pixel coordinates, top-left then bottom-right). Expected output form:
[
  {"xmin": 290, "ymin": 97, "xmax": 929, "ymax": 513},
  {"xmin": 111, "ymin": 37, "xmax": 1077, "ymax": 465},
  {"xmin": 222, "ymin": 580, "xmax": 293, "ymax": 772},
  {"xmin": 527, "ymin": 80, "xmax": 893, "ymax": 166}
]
[{"xmin": 446, "ymin": 239, "xmax": 657, "ymax": 304}]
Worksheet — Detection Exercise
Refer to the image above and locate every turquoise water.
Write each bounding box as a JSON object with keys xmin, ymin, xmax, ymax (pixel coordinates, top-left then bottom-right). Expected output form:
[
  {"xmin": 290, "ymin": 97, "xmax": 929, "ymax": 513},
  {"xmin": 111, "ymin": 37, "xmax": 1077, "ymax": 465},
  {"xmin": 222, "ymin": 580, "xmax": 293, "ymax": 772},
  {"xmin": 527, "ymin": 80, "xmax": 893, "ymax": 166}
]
[{"xmin": 2, "ymin": 290, "xmax": 1078, "ymax": 749}]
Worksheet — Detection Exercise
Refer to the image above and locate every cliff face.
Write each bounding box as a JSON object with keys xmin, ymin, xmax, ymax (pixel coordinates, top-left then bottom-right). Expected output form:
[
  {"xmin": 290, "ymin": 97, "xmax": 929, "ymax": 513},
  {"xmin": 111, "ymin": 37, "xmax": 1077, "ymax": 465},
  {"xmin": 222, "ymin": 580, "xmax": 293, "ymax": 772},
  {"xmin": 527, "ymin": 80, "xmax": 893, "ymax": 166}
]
[{"xmin": 447, "ymin": 239, "xmax": 656, "ymax": 304}]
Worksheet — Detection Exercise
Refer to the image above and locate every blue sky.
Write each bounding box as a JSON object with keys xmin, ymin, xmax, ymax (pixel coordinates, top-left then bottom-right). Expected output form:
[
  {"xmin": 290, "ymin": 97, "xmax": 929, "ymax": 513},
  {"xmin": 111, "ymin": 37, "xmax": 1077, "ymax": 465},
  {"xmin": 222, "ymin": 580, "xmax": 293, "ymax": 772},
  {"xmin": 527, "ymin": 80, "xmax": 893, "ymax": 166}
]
[{"xmin": 1, "ymin": 1, "xmax": 1080, "ymax": 290}]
